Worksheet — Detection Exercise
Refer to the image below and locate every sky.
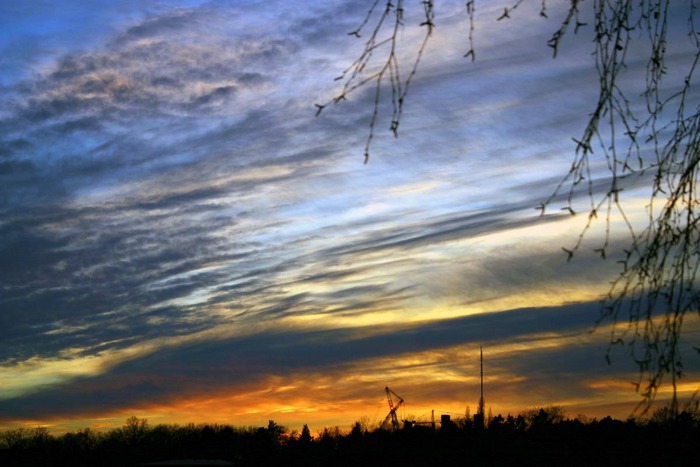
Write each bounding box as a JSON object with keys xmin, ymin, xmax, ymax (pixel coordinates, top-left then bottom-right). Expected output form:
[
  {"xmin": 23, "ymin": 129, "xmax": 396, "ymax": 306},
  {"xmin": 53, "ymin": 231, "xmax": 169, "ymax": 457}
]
[{"xmin": 1, "ymin": 1, "xmax": 698, "ymax": 434}]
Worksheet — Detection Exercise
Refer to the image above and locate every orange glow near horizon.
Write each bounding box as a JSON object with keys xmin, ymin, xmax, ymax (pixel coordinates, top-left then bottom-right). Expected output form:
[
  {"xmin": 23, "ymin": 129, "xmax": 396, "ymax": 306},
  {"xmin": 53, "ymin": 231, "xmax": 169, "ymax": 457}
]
[
  {"xmin": 5, "ymin": 330, "xmax": 696, "ymax": 435},
  {"xmin": 3, "ymin": 308, "xmax": 697, "ymax": 435}
]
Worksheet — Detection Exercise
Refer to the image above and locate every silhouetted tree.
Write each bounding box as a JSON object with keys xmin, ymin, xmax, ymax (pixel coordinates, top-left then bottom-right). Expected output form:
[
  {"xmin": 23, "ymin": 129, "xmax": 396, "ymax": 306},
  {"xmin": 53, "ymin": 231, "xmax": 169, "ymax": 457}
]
[
  {"xmin": 1, "ymin": 415, "xmax": 699, "ymax": 467},
  {"xmin": 122, "ymin": 415, "xmax": 149, "ymax": 444},
  {"xmin": 648, "ymin": 401, "xmax": 700, "ymax": 428},
  {"xmin": 522, "ymin": 405, "xmax": 567, "ymax": 428},
  {"xmin": 317, "ymin": 0, "xmax": 700, "ymax": 415},
  {"xmin": 300, "ymin": 423, "xmax": 313, "ymax": 445},
  {"xmin": 487, "ymin": 413, "xmax": 505, "ymax": 432}
]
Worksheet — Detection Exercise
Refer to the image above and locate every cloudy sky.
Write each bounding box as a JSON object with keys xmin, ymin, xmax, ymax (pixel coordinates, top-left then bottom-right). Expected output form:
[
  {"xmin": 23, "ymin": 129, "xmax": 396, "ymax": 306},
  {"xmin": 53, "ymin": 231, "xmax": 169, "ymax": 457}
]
[{"xmin": 1, "ymin": 1, "xmax": 698, "ymax": 433}]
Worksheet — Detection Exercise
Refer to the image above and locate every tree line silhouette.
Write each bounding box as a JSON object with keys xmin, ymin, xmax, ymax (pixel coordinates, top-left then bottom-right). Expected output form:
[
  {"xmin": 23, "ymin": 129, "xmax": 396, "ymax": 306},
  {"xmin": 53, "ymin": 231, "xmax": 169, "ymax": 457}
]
[{"xmin": 1, "ymin": 406, "xmax": 698, "ymax": 466}]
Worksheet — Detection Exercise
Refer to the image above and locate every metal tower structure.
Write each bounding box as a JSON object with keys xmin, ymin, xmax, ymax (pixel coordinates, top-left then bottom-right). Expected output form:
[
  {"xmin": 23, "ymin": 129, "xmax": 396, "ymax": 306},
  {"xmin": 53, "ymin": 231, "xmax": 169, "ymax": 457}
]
[
  {"xmin": 475, "ymin": 346, "xmax": 485, "ymax": 427},
  {"xmin": 480, "ymin": 346, "xmax": 484, "ymax": 414},
  {"xmin": 382, "ymin": 386, "xmax": 405, "ymax": 430}
]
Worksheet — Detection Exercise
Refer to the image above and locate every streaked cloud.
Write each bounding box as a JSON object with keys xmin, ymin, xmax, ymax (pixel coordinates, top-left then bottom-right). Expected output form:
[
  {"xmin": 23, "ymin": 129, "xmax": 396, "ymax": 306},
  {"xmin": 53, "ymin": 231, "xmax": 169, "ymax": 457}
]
[{"xmin": 0, "ymin": 0, "xmax": 697, "ymax": 433}]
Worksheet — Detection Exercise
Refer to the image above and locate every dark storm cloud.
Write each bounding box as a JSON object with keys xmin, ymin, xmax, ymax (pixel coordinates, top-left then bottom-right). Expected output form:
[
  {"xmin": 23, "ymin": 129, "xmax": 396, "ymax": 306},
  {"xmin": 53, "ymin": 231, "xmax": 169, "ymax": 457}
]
[{"xmin": 0, "ymin": 300, "xmax": 607, "ymax": 421}]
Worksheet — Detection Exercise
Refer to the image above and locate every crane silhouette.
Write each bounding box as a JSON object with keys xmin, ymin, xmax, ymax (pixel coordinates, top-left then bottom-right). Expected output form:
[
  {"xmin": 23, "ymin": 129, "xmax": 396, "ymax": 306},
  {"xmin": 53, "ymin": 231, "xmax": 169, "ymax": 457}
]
[{"xmin": 382, "ymin": 386, "xmax": 405, "ymax": 430}]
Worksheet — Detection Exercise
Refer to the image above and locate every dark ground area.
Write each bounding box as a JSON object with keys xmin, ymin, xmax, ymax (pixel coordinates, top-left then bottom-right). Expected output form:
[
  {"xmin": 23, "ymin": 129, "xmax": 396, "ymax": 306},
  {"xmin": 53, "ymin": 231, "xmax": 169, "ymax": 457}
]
[{"xmin": 1, "ymin": 409, "xmax": 698, "ymax": 466}]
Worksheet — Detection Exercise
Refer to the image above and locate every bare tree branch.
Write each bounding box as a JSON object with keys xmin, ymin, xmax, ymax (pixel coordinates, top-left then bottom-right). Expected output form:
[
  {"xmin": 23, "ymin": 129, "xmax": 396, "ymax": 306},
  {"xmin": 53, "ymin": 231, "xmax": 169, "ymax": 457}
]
[{"xmin": 318, "ymin": 0, "xmax": 700, "ymax": 416}]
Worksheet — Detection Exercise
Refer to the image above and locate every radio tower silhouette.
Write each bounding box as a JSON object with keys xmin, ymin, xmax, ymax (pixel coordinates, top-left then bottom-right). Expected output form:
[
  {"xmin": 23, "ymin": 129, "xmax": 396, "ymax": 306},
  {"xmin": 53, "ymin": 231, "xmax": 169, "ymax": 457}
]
[{"xmin": 476, "ymin": 346, "xmax": 485, "ymax": 427}]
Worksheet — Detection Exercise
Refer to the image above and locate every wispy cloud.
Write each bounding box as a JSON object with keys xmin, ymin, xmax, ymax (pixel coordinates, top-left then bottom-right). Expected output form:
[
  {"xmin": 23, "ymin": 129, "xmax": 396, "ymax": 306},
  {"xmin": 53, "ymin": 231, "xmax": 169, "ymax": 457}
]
[
  {"xmin": 0, "ymin": 301, "xmax": 615, "ymax": 418},
  {"xmin": 1, "ymin": 0, "xmax": 697, "ymax": 432}
]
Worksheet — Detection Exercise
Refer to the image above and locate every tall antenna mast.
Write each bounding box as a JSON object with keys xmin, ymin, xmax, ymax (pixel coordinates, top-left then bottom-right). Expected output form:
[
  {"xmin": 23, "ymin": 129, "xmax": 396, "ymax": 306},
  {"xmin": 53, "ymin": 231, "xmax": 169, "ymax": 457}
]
[{"xmin": 478, "ymin": 346, "xmax": 485, "ymax": 420}]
